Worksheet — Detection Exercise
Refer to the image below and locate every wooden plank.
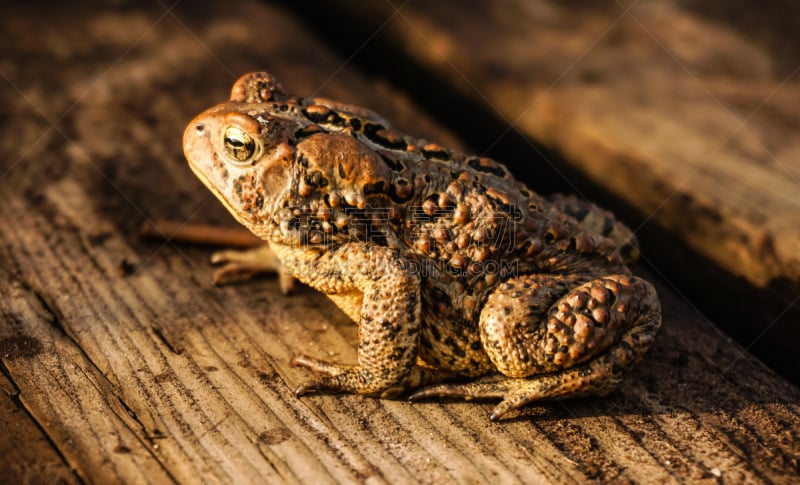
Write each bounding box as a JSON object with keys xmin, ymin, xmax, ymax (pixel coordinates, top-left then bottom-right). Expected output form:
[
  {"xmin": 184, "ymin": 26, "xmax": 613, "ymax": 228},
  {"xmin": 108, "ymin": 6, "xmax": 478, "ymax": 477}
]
[
  {"xmin": 280, "ymin": 0, "xmax": 800, "ymax": 382},
  {"xmin": 0, "ymin": 272, "xmax": 174, "ymax": 484},
  {"xmin": 0, "ymin": 364, "xmax": 78, "ymax": 484},
  {"xmin": 1, "ymin": 0, "xmax": 799, "ymax": 483}
]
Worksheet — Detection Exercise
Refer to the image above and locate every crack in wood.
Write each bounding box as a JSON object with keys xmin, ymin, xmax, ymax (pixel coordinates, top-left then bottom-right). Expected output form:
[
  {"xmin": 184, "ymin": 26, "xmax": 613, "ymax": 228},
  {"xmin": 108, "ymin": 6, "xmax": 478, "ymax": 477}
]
[
  {"xmin": 151, "ymin": 325, "xmax": 181, "ymax": 355},
  {"xmin": 0, "ymin": 342, "xmax": 85, "ymax": 485}
]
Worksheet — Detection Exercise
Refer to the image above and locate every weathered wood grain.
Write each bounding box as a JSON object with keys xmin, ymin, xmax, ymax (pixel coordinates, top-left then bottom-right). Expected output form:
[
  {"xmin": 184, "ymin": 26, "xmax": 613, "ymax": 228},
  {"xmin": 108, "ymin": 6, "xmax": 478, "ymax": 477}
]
[
  {"xmin": 0, "ymin": 359, "xmax": 77, "ymax": 484},
  {"xmin": 280, "ymin": 0, "xmax": 800, "ymax": 384},
  {"xmin": 0, "ymin": 271, "xmax": 173, "ymax": 484},
  {"xmin": 1, "ymin": 0, "xmax": 799, "ymax": 483}
]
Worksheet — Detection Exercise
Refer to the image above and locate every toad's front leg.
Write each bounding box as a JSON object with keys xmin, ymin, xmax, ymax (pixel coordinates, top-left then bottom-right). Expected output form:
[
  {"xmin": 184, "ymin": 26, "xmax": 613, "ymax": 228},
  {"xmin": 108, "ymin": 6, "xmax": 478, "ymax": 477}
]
[
  {"xmin": 275, "ymin": 243, "xmax": 424, "ymax": 398},
  {"xmin": 211, "ymin": 244, "xmax": 296, "ymax": 293}
]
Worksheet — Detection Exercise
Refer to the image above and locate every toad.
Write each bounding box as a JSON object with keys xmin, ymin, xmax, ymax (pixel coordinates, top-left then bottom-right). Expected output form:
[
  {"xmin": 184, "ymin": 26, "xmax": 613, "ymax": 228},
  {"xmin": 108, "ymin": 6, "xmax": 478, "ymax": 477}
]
[{"xmin": 183, "ymin": 72, "xmax": 661, "ymax": 420}]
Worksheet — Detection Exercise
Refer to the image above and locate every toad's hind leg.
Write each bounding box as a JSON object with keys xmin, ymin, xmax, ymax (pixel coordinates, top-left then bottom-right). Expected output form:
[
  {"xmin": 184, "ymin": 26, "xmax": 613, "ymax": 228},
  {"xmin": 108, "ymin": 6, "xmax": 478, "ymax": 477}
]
[{"xmin": 410, "ymin": 274, "xmax": 661, "ymax": 420}]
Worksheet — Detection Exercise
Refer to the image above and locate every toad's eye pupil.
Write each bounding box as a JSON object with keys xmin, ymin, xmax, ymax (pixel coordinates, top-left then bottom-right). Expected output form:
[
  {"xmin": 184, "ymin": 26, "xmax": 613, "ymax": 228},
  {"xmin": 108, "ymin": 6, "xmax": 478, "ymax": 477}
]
[{"xmin": 223, "ymin": 126, "xmax": 257, "ymax": 162}]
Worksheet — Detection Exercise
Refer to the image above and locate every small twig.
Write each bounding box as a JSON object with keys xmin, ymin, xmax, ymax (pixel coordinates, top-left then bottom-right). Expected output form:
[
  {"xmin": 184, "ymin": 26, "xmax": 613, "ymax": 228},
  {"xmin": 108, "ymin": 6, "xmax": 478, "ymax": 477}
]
[{"xmin": 139, "ymin": 220, "xmax": 262, "ymax": 248}]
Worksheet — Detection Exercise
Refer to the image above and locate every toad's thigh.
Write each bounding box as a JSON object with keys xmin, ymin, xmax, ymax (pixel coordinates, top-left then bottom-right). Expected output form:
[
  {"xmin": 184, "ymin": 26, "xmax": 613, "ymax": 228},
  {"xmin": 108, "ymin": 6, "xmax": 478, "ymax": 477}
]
[{"xmin": 417, "ymin": 315, "xmax": 494, "ymax": 377}]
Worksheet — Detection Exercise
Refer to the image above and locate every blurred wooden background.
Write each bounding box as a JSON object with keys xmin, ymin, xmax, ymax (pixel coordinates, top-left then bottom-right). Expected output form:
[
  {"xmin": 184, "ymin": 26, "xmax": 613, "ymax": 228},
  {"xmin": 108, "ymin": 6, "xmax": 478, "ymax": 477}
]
[
  {"xmin": 285, "ymin": 0, "xmax": 800, "ymax": 384},
  {"xmin": 1, "ymin": 0, "xmax": 798, "ymax": 483}
]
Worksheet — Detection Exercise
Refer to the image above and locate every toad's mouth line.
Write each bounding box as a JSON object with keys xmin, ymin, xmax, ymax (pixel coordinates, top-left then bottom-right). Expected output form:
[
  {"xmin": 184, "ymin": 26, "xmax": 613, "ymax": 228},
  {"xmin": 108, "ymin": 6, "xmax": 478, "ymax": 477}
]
[{"xmin": 187, "ymin": 158, "xmax": 255, "ymax": 232}]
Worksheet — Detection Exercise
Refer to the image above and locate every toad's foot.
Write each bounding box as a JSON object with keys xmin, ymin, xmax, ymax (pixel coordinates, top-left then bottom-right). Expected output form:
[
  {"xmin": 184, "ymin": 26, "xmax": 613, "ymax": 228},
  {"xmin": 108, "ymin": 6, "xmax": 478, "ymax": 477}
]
[
  {"xmin": 409, "ymin": 333, "xmax": 644, "ymax": 421},
  {"xmin": 210, "ymin": 245, "xmax": 295, "ymax": 294},
  {"xmin": 292, "ymin": 354, "xmax": 459, "ymax": 399},
  {"xmin": 409, "ymin": 327, "xmax": 650, "ymax": 421}
]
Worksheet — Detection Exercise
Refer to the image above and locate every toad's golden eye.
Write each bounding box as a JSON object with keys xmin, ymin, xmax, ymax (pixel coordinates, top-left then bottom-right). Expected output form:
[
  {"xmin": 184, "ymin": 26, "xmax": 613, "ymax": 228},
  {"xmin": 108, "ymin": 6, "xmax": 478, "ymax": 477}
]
[{"xmin": 223, "ymin": 126, "xmax": 259, "ymax": 163}]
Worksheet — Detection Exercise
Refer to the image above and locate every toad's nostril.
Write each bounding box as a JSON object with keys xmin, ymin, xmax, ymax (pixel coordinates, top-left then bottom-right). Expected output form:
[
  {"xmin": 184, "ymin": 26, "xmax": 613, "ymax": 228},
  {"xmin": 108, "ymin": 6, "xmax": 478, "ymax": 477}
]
[{"xmin": 195, "ymin": 123, "xmax": 206, "ymax": 134}]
